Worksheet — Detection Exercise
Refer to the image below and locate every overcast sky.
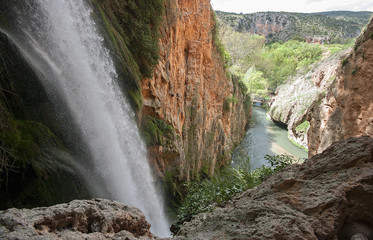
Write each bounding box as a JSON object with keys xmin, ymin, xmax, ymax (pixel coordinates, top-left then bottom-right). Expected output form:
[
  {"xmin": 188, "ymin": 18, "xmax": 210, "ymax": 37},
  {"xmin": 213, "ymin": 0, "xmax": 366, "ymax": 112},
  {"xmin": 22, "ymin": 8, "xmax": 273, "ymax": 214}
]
[{"xmin": 211, "ymin": 0, "xmax": 373, "ymax": 14}]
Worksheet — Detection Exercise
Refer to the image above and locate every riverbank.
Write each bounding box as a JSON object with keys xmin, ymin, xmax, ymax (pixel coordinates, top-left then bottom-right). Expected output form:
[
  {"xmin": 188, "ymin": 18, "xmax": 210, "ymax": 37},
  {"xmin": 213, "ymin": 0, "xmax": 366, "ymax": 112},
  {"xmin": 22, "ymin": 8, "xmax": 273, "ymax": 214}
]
[{"xmin": 233, "ymin": 106, "xmax": 307, "ymax": 170}]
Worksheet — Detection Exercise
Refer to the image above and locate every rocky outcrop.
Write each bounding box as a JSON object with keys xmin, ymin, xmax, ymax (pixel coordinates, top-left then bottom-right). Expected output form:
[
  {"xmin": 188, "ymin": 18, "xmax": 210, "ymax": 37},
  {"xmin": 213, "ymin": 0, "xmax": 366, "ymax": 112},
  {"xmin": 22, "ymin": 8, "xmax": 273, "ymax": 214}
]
[
  {"xmin": 174, "ymin": 136, "xmax": 373, "ymax": 239},
  {"xmin": 141, "ymin": 0, "xmax": 250, "ymax": 181},
  {"xmin": 216, "ymin": 11, "xmax": 370, "ymax": 43},
  {"xmin": 2, "ymin": 137, "xmax": 372, "ymax": 239},
  {"xmin": 0, "ymin": 199, "xmax": 155, "ymax": 240},
  {"xmin": 308, "ymin": 18, "xmax": 373, "ymax": 156},
  {"xmin": 269, "ymin": 50, "xmax": 348, "ymax": 149}
]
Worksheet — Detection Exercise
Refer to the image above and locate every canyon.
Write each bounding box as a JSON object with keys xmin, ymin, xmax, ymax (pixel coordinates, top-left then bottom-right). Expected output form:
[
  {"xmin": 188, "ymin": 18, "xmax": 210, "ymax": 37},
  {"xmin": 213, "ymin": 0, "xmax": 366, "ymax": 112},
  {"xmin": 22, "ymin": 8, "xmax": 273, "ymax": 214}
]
[{"xmin": 0, "ymin": 0, "xmax": 372, "ymax": 239}]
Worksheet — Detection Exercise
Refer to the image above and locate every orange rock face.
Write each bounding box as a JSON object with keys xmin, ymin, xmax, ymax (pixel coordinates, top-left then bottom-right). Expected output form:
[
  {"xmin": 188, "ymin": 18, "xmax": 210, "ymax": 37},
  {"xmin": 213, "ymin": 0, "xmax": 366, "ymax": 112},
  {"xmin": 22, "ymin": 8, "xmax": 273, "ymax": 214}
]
[
  {"xmin": 308, "ymin": 19, "xmax": 373, "ymax": 156},
  {"xmin": 141, "ymin": 0, "xmax": 249, "ymax": 181}
]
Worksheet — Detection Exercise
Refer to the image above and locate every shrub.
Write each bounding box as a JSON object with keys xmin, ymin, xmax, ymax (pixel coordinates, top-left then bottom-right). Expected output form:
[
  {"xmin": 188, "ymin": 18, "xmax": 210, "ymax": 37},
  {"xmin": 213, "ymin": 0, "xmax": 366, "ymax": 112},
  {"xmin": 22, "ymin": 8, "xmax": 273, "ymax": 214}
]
[
  {"xmin": 295, "ymin": 121, "xmax": 310, "ymax": 133},
  {"xmin": 342, "ymin": 58, "xmax": 348, "ymax": 66},
  {"xmin": 172, "ymin": 154, "xmax": 296, "ymax": 233}
]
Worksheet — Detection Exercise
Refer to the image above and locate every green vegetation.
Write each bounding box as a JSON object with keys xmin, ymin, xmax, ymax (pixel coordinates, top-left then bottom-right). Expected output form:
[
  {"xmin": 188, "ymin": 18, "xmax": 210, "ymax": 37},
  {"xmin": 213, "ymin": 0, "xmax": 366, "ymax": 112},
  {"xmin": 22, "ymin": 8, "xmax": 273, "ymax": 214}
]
[
  {"xmin": 0, "ymin": 33, "xmax": 87, "ymax": 209},
  {"xmin": 93, "ymin": 0, "xmax": 164, "ymax": 78},
  {"xmin": 0, "ymin": 118, "xmax": 86, "ymax": 209},
  {"xmin": 91, "ymin": 0, "xmax": 165, "ymax": 112},
  {"xmin": 342, "ymin": 58, "xmax": 349, "ymax": 66},
  {"xmin": 352, "ymin": 68, "xmax": 358, "ymax": 75},
  {"xmin": 370, "ymin": 32, "xmax": 373, "ymax": 39},
  {"xmin": 212, "ymin": 13, "xmax": 232, "ymax": 68},
  {"xmin": 295, "ymin": 121, "xmax": 310, "ymax": 133},
  {"xmin": 172, "ymin": 154, "xmax": 296, "ymax": 233},
  {"xmin": 141, "ymin": 116, "xmax": 174, "ymax": 146},
  {"xmin": 216, "ymin": 10, "xmax": 372, "ymax": 44},
  {"xmin": 219, "ymin": 22, "xmax": 352, "ymax": 100}
]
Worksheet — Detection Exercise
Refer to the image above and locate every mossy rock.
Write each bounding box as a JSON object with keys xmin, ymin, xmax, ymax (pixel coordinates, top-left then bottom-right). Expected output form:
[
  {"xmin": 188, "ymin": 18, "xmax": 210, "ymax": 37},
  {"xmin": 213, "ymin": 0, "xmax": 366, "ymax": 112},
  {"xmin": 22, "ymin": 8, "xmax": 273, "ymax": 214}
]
[{"xmin": 140, "ymin": 116, "xmax": 174, "ymax": 146}]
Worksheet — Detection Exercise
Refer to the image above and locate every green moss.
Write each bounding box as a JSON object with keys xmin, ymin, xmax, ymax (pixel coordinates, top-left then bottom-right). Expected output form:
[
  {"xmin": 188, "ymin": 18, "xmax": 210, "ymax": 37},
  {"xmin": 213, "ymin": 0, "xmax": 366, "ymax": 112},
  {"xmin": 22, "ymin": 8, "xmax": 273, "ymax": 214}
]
[
  {"xmin": 91, "ymin": 1, "xmax": 143, "ymax": 113},
  {"xmin": 141, "ymin": 116, "xmax": 174, "ymax": 146},
  {"xmin": 92, "ymin": 0, "xmax": 164, "ymax": 78},
  {"xmin": 342, "ymin": 58, "xmax": 348, "ymax": 66},
  {"xmin": 352, "ymin": 68, "xmax": 358, "ymax": 75},
  {"xmin": 223, "ymin": 98, "xmax": 231, "ymax": 112},
  {"xmin": 0, "ymin": 119, "xmax": 87, "ymax": 209},
  {"xmin": 163, "ymin": 171, "xmax": 183, "ymax": 206},
  {"xmin": 370, "ymin": 32, "xmax": 373, "ymax": 39}
]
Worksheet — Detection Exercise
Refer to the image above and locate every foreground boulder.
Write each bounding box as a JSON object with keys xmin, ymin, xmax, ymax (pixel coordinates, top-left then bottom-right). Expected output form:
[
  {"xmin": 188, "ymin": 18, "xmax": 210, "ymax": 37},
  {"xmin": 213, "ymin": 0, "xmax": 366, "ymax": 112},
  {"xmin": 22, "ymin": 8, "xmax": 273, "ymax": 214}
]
[
  {"xmin": 0, "ymin": 198, "xmax": 155, "ymax": 240},
  {"xmin": 174, "ymin": 136, "xmax": 373, "ymax": 239}
]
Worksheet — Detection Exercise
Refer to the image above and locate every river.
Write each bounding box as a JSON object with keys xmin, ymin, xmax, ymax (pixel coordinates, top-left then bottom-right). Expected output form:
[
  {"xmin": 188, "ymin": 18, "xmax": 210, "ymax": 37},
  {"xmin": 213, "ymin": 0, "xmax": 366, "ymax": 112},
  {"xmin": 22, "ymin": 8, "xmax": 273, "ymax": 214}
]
[{"xmin": 233, "ymin": 106, "xmax": 308, "ymax": 170}]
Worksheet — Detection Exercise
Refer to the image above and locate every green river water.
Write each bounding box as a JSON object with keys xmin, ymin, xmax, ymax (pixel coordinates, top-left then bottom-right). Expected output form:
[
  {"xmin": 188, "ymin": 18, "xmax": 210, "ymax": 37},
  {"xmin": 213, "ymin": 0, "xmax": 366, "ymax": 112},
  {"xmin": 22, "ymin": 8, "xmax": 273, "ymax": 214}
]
[{"xmin": 233, "ymin": 106, "xmax": 308, "ymax": 170}]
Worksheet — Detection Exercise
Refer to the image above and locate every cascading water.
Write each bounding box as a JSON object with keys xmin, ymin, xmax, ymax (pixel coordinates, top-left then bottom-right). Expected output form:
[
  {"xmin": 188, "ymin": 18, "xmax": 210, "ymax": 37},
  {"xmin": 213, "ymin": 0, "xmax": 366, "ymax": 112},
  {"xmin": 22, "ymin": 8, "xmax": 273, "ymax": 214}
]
[{"xmin": 1, "ymin": 0, "xmax": 170, "ymax": 236}]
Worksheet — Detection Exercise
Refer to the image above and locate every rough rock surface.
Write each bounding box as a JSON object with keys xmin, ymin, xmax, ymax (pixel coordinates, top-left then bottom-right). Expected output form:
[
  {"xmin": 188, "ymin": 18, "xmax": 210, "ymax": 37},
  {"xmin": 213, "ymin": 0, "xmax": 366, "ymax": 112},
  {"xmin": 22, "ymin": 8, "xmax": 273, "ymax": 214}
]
[
  {"xmin": 142, "ymin": 0, "xmax": 249, "ymax": 181},
  {"xmin": 269, "ymin": 50, "xmax": 348, "ymax": 149},
  {"xmin": 308, "ymin": 18, "xmax": 373, "ymax": 156},
  {"xmin": 0, "ymin": 199, "xmax": 155, "ymax": 240},
  {"xmin": 173, "ymin": 136, "xmax": 373, "ymax": 240}
]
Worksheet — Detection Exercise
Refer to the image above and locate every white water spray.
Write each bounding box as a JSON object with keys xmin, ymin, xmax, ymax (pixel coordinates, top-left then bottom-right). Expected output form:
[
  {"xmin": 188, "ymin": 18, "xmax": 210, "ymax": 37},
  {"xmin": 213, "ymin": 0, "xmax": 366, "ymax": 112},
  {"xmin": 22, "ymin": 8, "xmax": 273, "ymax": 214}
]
[{"xmin": 4, "ymin": 0, "xmax": 170, "ymax": 236}]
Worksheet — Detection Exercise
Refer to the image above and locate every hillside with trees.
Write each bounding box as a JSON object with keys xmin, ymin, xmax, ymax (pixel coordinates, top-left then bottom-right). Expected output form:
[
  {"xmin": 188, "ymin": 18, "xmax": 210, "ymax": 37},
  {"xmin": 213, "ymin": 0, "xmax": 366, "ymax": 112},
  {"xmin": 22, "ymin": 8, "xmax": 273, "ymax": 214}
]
[{"xmin": 217, "ymin": 10, "xmax": 372, "ymax": 44}]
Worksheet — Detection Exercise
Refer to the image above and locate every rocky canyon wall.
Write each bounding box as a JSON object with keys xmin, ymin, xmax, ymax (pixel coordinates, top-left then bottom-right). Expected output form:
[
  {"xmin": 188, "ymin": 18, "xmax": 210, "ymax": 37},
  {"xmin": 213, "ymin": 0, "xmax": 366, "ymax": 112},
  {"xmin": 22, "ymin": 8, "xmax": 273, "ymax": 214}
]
[
  {"xmin": 269, "ymin": 50, "xmax": 348, "ymax": 150},
  {"xmin": 141, "ymin": 0, "xmax": 250, "ymax": 182},
  {"xmin": 308, "ymin": 18, "xmax": 373, "ymax": 156}
]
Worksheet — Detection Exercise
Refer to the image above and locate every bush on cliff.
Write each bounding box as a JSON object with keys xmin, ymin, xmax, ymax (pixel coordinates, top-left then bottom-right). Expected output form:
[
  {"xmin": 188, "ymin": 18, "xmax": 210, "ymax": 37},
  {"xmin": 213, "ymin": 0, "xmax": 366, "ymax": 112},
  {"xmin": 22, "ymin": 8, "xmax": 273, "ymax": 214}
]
[{"xmin": 172, "ymin": 154, "xmax": 296, "ymax": 234}]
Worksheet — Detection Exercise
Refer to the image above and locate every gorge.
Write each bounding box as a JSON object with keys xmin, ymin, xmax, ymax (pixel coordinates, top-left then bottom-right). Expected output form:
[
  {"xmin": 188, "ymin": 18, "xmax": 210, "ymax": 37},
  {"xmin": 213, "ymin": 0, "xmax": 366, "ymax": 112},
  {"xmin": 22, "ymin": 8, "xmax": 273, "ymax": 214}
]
[{"xmin": 0, "ymin": 0, "xmax": 373, "ymax": 239}]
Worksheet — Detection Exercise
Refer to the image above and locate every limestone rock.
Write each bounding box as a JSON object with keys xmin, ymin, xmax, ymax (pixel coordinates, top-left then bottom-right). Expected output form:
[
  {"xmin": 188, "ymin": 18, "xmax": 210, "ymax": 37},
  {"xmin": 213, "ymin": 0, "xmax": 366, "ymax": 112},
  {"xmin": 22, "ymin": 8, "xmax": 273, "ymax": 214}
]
[
  {"xmin": 175, "ymin": 136, "xmax": 373, "ymax": 240},
  {"xmin": 141, "ymin": 0, "xmax": 249, "ymax": 181},
  {"xmin": 269, "ymin": 50, "xmax": 347, "ymax": 149},
  {"xmin": 0, "ymin": 199, "xmax": 156, "ymax": 240},
  {"xmin": 308, "ymin": 18, "xmax": 373, "ymax": 156}
]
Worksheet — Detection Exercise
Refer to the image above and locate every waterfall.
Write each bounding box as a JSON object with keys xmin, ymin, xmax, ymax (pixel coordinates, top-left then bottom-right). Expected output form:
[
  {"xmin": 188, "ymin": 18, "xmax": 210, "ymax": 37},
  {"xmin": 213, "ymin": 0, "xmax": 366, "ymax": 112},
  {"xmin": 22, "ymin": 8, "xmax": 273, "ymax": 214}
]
[{"xmin": 2, "ymin": 0, "xmax": 170, "ymax": 236}]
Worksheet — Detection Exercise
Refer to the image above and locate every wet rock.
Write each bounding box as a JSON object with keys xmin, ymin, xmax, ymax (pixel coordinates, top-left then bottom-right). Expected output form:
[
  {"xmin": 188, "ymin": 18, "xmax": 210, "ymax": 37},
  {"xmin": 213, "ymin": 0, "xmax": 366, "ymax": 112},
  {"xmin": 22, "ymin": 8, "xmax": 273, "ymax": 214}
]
[
  {"xmin": 175, "ymin": 136, "xmax": 373, "ymax": 240},
  {"xmin": 0, "ymin": 199, "xmax": 156, "ymax": 240}
]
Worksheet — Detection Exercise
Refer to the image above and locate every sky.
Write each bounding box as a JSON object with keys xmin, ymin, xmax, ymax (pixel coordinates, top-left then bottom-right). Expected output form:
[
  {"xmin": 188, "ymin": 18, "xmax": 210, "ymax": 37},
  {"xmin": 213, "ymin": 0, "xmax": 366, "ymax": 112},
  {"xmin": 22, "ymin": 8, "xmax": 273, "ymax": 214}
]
[{"xmin": 210, "ymin": 0, "xmax": 373, "ymax": 14}]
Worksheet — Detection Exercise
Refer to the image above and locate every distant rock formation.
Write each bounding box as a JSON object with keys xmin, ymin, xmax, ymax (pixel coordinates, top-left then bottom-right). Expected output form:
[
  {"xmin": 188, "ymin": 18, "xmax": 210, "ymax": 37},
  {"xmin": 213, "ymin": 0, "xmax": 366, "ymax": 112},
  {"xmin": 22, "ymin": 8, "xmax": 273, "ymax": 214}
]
[
  {"xmin": 173, "ymin": 136, "xmax": 373, "ymax": 239},
  {"xmin": 216, "ymin": 11, "xmax": 372, "ymax": 43}
]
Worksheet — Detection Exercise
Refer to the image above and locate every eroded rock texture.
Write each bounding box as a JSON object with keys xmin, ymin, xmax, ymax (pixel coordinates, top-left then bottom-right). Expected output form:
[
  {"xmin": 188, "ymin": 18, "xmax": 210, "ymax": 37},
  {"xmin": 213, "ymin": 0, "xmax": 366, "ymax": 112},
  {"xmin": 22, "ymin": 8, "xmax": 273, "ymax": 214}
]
[
  {"xmin": 270, "ymin": 50, "xmax": 347, "ymax": 149},
  {"xmin": 174, "ymin": 136, "xmax": 373, "ymax": 240},
  {"xmin": 0, "ymin": 199, "xmax": 155, "ymax": 240},
  {"xmin": 142, "ymin": 0, "xmax": 249, "ymax": 181},
  {"xmin": 308, "ymin": 18, "xmax": 373, "ymax": 156}
]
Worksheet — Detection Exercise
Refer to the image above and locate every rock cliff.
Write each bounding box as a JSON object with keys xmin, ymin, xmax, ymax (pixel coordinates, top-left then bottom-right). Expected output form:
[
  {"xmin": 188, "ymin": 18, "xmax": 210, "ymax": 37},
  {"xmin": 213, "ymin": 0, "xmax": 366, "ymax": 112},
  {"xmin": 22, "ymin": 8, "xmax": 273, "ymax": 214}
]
[
  {"xmin": 174, "ymin": 136, "xmax": 373, "ymax": 239},
  {"xmin": 269, "ymin": 50, "xmax": 348, "ymax": 150},
  {"xmin": 308, "ymin": 18, "xmax": 373, "ymax": 156},
  {"xmin": 141, "ymin": 0, "xmax": 250, "ymax": 182},
  {"xmin": 216, "ymin": 11, "xmax": 371, "ymax": 43}
]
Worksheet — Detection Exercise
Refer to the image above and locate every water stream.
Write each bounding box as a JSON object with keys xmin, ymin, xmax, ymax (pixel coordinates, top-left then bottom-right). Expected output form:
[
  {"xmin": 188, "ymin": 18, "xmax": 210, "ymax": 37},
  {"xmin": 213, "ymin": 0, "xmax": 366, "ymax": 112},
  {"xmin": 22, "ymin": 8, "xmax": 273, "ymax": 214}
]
[
  {"xmin": 1, "ymin": 0, "xmax": 170, "ymax": 236},
  {"xmin": 233, "ymin": 106, "xmax": 308, "ymax": 170}
]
